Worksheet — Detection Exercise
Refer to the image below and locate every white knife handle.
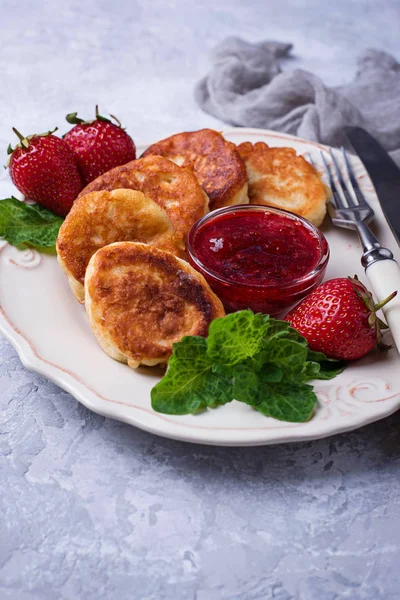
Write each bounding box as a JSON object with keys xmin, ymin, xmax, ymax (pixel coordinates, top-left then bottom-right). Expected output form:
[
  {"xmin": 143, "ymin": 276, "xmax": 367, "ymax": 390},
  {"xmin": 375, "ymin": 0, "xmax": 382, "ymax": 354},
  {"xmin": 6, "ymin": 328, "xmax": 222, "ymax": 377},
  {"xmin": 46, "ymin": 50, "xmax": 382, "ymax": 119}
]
[{"xmin": 365, "ymin": 258, "xmax": 400, "ymax": 352}]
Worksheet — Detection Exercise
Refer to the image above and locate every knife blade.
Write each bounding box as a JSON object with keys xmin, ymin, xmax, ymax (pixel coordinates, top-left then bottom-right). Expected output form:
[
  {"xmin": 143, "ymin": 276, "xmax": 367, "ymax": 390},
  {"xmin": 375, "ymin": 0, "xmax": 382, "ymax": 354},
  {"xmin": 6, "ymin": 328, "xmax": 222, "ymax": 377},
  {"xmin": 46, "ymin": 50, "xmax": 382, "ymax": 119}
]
[{"xmin": 345, "ymin": 126, "xmax": 400, "ymax": 245}]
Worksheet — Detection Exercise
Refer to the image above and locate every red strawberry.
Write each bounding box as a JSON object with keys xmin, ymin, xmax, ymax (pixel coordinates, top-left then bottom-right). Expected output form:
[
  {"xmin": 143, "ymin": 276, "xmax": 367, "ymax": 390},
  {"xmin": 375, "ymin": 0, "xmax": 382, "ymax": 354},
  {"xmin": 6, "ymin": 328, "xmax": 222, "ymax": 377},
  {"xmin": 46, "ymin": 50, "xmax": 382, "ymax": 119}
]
[
  {"xmin": 285, "ymin": 275, "xmax": 396, "ymax": 360},
  {"xmin": 7, "ymin": 128, "xmax": 82, "ymax": 217},
  {"xmin": 63, "ymin": 106, "xmax": 136, "ymax": 185}
]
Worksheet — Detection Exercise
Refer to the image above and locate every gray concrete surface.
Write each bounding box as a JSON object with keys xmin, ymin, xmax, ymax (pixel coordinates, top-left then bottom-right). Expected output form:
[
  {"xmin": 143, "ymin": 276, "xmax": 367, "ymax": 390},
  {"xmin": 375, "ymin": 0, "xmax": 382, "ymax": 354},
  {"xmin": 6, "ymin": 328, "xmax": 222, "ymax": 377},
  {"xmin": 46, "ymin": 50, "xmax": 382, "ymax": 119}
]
[{"xmin": 1, "ymin": 1, "xmax": 400, "ymax": 598}]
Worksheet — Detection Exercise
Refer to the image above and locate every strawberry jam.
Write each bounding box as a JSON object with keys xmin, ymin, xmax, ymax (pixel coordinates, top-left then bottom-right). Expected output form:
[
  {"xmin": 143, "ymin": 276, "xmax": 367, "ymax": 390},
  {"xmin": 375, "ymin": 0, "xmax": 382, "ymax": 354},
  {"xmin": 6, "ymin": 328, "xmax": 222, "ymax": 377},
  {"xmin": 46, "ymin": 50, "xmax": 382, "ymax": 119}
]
[{"xmin": 187, "ymin": 206, "xmax": 329, "ymax": 315}]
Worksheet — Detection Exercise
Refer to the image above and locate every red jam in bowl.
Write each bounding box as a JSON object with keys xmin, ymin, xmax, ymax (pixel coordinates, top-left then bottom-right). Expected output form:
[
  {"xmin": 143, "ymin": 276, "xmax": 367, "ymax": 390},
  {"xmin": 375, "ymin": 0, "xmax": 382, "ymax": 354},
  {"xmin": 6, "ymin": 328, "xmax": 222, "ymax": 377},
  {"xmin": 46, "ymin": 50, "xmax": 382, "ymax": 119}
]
[{"xmin": 187, "ymin": 205, "xmax": 329, "ymax": 315}]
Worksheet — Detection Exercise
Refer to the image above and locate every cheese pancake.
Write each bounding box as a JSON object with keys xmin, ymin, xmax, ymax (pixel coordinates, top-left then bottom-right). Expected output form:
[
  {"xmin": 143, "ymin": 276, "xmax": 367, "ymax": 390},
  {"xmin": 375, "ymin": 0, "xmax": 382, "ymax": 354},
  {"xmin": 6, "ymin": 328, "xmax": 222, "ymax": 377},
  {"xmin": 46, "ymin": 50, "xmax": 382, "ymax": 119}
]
[
  {"xmin": 57, "ymin": 189, "xmax": 180, "ymax": 303},
  {"xmin": 141, "ymin": 129, "xmax": 249, "ymax": 210},
  {"xmin": 85, "ymin": 242, "xmax": 225, "ymax": 368},
  {"xmin": 78, "ymin": 155, "xmax": 209, "ymax": 245},
  {"xmin": 237, "ymin": 142, "xmax": 329, "ymax": 226}
]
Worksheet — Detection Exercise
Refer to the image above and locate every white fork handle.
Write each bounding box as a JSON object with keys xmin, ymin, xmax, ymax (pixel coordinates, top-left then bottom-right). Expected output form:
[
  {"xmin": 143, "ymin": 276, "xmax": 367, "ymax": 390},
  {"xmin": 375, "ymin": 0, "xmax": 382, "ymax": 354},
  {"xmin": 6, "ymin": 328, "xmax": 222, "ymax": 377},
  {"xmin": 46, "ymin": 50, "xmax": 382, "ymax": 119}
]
[{"xmin": 366, "ymin": 258, "xmax": 400, "ymax": 353}]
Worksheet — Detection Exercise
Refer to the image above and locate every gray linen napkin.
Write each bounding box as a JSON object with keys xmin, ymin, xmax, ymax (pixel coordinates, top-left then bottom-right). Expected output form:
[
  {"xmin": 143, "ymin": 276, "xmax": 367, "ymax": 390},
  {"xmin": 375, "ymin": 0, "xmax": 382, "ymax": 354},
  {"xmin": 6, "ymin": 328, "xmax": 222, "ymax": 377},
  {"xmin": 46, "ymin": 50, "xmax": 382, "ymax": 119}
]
[{"xmin": 194, "ymin": 37, "xmax": 400, "ymax": 164}]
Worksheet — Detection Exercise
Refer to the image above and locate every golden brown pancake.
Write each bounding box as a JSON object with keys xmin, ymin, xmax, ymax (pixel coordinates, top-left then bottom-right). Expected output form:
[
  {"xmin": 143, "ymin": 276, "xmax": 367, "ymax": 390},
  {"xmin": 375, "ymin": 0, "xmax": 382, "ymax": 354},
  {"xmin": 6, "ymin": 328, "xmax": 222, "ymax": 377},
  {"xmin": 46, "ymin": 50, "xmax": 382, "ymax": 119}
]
[
  {"xmin": 141, "ymin": 129, "xmax": 249, "ymax": 210},
  {"xmin": 237, "ymin": 142, "xmax": 329, "ymax": 226},
  {"xmin": 85, "ymin": 241, "xmax": 225, "ymax": 368},
  {"xmin": 57, "ymin": 189, "xmax": 180, "ymax": 303},
  {"xmin": 78, "ymin": 155, "xmax": 209, "ymax": 245}
]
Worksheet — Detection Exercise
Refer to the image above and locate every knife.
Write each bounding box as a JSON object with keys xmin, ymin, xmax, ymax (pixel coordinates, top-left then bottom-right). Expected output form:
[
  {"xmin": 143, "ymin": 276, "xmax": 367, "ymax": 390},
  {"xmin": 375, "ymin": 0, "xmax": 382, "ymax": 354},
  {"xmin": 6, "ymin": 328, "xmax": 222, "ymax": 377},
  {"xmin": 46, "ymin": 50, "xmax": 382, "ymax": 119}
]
[
  {"xmin": 345, "ymin": 126, "xmax": 400, "ymax": 351},
  {"xmin": 345, "ymin": 126, "xmax": 400, "ymax": 245}
]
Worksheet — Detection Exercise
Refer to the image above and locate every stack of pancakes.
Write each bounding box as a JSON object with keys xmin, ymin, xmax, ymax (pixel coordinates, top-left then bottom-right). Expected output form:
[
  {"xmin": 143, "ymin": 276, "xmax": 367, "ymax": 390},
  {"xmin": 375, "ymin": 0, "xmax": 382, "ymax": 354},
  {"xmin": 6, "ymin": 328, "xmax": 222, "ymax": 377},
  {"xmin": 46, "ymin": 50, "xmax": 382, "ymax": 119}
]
[{"xmin": 57, "ymin": 128, "xmax": 329, "ymax": 369}]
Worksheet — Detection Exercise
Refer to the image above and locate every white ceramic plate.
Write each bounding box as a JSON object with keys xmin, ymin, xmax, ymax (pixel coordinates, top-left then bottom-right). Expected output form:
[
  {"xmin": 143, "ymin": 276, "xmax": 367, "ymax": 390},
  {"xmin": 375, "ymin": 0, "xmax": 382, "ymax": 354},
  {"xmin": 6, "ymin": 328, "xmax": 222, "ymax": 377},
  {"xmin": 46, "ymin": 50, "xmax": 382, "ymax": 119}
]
[{"xmin": 1, "ymin": 128, "xmax": 400, "ymax": 446}]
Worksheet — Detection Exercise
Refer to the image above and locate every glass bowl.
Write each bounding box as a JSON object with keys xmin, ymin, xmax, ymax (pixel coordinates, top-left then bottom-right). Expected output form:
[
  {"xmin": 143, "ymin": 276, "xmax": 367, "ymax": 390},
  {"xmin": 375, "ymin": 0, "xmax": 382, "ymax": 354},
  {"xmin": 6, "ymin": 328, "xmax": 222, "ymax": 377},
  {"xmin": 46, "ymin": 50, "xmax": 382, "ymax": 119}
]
[{"xmin": 187, "ymin": 204, "xmax": 330, "ymax": 316}]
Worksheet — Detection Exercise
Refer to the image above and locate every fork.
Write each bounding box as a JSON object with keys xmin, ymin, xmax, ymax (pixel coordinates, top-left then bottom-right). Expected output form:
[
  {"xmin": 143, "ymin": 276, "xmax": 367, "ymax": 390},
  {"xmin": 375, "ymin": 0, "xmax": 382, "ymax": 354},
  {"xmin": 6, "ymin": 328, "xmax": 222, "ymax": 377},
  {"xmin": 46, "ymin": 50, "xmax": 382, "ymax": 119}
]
[{"xmin": 316, "ymin": 148, "xmax": 400, "ymax": 352}]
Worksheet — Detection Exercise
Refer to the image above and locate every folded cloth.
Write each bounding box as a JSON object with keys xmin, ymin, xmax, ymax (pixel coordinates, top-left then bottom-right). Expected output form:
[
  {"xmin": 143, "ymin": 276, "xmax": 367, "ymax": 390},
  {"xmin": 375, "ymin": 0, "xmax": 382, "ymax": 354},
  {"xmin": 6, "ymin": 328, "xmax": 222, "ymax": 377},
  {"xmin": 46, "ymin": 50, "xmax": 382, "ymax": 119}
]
[{"xmin": 194, "ymin": 37, "xmax": 400, "ymax": 164}]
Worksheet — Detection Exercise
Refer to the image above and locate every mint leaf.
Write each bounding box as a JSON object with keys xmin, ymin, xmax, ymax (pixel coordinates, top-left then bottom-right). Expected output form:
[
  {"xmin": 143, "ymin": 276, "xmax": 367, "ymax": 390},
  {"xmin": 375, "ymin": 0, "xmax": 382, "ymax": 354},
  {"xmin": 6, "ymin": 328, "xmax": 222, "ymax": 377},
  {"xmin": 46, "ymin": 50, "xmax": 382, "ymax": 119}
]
[
  {"xmin": 305, "ymin": 350, "xmax": 346, "ymax": 380},
  {"xmin": 150, "ymin": 311, "xmax": 344, "ymax": 421},
  {"xmin": 306, "ymin": 350, "xmax": 341, "ymax": 364},
  {"xmin": 253, "ymin": 376, "xmax": 317, "ymax": 422},
  {"xmin": 0, "ymin": 197, "xmax": 63, "ymax": 249},
  {"xmin": 232, "ymin": 363, "xmax": 317, "ymax": 423},
  {"xmin": 231, "ymin": 363, "xmax": 260, "ymax": 405},
  {"xmin": 151, "ymin": 336, "xmax": 233, "ymax": 414},
  {"xmin": 231, "ymin": 361, "xmax": 283, "ymax": 405},
  {"xmin": 305, "ymin": 362, "xmax": 346, "ymax": 380},
  {"xmin": 302, "ymin": 360, "xmax": 322, "ymax": 380},
  {"xmin": 249, "ymin": 317, "xmax": 307, "ymax": 371},
  {"xmin": 262, "ymin": 317, "xmax": 305, "ymax": 343},
  {"xmin": 262, "ymin": 338, "xmax": 308, "ymax": 376},
  {"xmin": 284, "ymin": 327, "xmax": 308, "ymax": 346},
  {"xmin": 206, "ymin": 310, "xmax": 269, "ymax": 366},
  {"xmin": 257, "ymin": 363, "xmax": 283, "ymax": 383},
  {"xmin": 262, "ymin": 317, "xmax": 291, "ymax": 341}
]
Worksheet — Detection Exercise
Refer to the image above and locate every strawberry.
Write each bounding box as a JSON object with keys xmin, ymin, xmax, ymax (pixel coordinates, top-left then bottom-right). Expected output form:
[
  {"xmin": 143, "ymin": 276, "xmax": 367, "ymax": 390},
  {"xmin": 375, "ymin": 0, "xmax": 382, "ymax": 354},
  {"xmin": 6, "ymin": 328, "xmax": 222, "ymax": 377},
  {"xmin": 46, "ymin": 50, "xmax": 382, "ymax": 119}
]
[
  {"xmin": 7, "ymin": 128, "xmax": 82, "ymax": 217},
  {"xmin": 285, "ymin": 275, "xmax": 397, "ymax": 360},
  {"xmin": 63, "ymin": 106, "xmax": 136, "ymax": 185}
]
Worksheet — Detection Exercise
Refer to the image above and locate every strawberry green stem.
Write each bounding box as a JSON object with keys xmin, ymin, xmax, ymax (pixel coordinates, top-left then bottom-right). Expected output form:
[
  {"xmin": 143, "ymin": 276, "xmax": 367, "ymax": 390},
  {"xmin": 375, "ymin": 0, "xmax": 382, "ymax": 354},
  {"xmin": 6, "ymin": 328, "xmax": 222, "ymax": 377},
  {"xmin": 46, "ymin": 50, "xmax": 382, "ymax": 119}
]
[
  {"xmin": 95, "ymin": 105, "xmax": 112, "ymax": 124},
  {"xmin": 12, "ymin": 127, "xmax": 25, "ymax": 142},
  {"xmin": 65, "ymin": 106, "xmax": 122, "ymax": 127},
  {"xmin": 109, "ymin": 113, "xmax": 122, "ymax": 128},
  {"xmin": 96, "ymin": 105, "xmax": 122, "ymax": 127},
  {"xmin": 7, "ymin": 127, "xmax": 58, "ymax": 158},
  {"xmin": 374, "ymin": 290, "xmax": 397, "ymax": 312},
  {"xmin": 66, "ymin": 112, "xmax": 85, "ymax": 125},
  {"xmin": 12, "ymin": 127, "xmax": 29, "ymax": 149}
]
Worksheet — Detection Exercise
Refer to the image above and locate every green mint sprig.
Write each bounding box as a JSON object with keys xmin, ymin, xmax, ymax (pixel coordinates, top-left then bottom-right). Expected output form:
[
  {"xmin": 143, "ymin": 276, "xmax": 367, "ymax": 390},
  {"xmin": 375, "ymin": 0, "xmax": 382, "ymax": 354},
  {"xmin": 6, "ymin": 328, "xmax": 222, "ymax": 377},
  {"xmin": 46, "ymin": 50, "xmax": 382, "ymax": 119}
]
[
  {"xmin": 0, "ymin": 197, "xmax": 63, "ymax": 249},
  {"xmin": 151, "ymin": 310, "xmax": 345, "ymax": 423}
]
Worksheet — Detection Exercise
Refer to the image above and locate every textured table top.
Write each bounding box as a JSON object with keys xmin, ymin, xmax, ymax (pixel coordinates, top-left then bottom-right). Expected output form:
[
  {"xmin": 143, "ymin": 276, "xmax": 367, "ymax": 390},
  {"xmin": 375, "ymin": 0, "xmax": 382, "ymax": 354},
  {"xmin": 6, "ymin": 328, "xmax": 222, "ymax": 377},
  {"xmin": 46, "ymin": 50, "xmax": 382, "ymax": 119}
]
[{"xmin": 1, "ymin": 1, "xmax": 400, "ymax": 598}]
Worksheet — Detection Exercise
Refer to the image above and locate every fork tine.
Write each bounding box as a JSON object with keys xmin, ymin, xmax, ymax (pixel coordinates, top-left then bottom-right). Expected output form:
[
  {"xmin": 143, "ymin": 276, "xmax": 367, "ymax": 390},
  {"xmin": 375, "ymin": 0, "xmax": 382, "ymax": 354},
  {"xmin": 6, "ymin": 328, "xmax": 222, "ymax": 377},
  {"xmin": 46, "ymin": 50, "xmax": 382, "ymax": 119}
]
[
  {"xmin": 307, "ymin": 153, "xmax": 315, "ymax": 168},
  {"xmin": 341, "ymin": 147, "xmax": 357, "ymax": 187},
  {"xmin": 320, "ymin": 152, "xmax": 340, "ymax": 208},
  {"xmin": 321, "ymin": 150, "xmax": 375, "ymax": 229},
  {"xmin": 330, "ymin": 148, "xmax": 359, "ymax": 208},
  {"xmin": 320, "ymin": 152, "xmax": 335, "ymax": 189},
  {"xmin": 329, "ymin": 148, "xmax": 345, "ymax": 187},
  {"xmin": 341, "ymin": 147, "xmax": 369, "ymax": 208}
]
